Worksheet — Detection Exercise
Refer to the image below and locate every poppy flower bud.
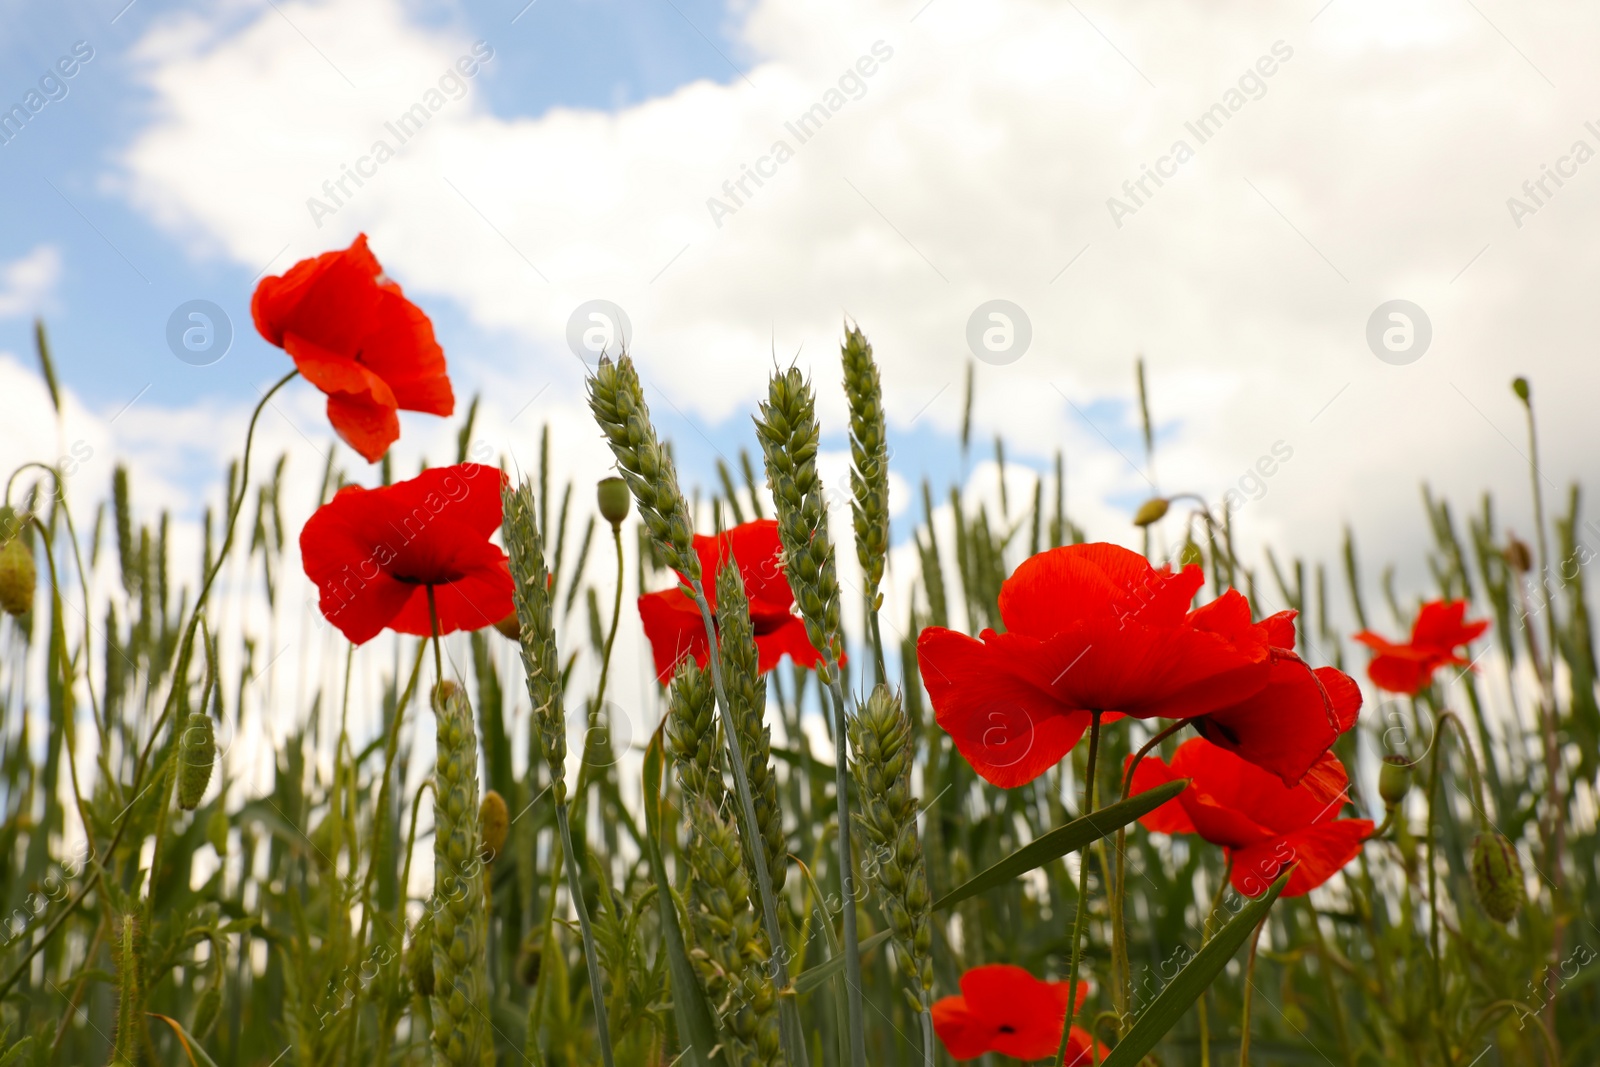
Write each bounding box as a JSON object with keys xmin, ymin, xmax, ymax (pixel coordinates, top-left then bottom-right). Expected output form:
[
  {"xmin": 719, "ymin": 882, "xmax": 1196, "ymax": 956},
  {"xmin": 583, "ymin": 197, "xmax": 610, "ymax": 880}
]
[
  {"xmin": 1178, "ymin": 539, "xmax": 1204, "ymax": 568},
  {"xmin": 1470, "ymin": 832, "xmax": 1525, "ymax": 923},
  {"xmin": 178, "ymin": 712, "xmax": 216, "ymax": 811},
  {"xmin": 0, "ymin": 508, "xmax": 35, "ymax": 618},
  {"xmin": 1504, "ymin": 536, "xmax": 1532, "ymax": 574},
  {"xmin": 1133, "ymin": 497, "xmax": 1169, "ymax": 527},
  {"xmin": 493, "ymin": 612, "xmax": 521, "ymax": 640},
  {"xmin": 1378, "ymin": 756, "xmax": 1411, "ymax": 807},
  {"xmin": 1512, "ymin": 377, "xmax": 1530, "ymax": 403},
  {"xmin": 479, "ymin": 789, "xmax": 509, "ymax": 862},
  {"xmin": 597, "ymin": 476, "xmax": 631, "ymax": 527}
]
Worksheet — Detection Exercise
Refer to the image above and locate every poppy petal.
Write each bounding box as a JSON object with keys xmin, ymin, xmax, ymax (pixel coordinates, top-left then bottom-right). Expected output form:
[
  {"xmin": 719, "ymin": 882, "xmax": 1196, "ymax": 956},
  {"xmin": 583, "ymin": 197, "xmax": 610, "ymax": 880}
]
[
  {"xmin": 1129, "ymin": 754, "xmax": 1198, "ymax": 835},
  {"xmin": 639, "ymin": 589, "xmax": 710, "ymax": 683},
  {"xmin": 1192, "ymin": 663, "xmax": 1360, "ymax": 790},
  {"xmin": 755, "ymin": 615, "xmax": 826, "ymax": 673},
  {"xmin": 999, "ymin": 543, "xmax": 1203, "ymax": 638},
  {"xmin": 918, "ymin": 627, "xmax": 1092, "ymax": 788},
  {"xmin": 1230, "ymin": 818, "xmax": 1372, "ymax": 898}
]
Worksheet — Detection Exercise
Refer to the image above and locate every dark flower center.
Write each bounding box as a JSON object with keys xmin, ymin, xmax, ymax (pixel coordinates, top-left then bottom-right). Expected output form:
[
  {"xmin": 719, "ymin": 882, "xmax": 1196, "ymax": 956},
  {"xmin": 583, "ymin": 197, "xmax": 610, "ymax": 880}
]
[{"xmin": 997, "ymin": 1024, "xmax": 1017, "ymax": 1034}]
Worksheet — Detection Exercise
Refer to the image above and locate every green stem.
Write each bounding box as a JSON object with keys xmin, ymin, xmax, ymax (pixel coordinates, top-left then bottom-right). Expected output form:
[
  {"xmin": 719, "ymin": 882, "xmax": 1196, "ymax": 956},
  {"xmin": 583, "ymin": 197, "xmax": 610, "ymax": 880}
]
[
  {"xmin": 554, "ymin": 799, "xmax": 616, "ymax": 1067},
  {"xmin": 688, "ymin": 581, "xmax": 815, "ymax": 1067},
  {"xmin": 592, "ymin": 524, "xmax": 625, "ymax": 715},
  {"xmin": 1114, "ymin": 719, "xmax": 1188, "ymax": 1020},
  {"xmin": 1239, "ymin": 914, "xmax": 1267, "ymax": 1067},
  {"xmin": 427, "ymin": 585, "xmax": 445, "ymax": 686},
  {"xmin": 1058, "ymin": 710, "xmax": 1103, "ymax": 1067},
  {"xmin": 822, "ymin": 672, "xmax": 868, "ymax": 1067}
]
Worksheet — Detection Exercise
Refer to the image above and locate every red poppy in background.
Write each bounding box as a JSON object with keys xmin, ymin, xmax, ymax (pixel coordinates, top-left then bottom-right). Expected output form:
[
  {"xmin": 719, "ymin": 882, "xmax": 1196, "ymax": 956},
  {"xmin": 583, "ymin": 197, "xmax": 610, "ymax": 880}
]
[
  {"xmin": 931, "ymin": 964, "xmax": 1102, "ymax": 1063},
  {"xmin": 300, "ymin": 463, "xmax": 511, "ymax": 644},
  {"xmin": 916, "ymin": 543, "xmax": 1360, "ymax": 793},
  {"xmin": 1353, "ymin": 599, "xmax": 1489, "ymax": 695},
  {"xmin": 1131, "ymin": 737, "xmax": 1373, "ymax": 898},
  {"xmin": 638, "ymin": 519, "xmax": 825, "ymax": 682},
  {"xmin": 253, "ymin": 233, "xmax": 454, "ymax": 463}
]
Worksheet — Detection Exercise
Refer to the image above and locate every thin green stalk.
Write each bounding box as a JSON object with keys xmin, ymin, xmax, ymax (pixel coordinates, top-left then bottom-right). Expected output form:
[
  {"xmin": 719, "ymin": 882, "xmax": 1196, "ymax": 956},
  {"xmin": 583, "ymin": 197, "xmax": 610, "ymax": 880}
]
[
  {"xmin": 1058, "ymin": 710, "xmax": 1103, "ymax": 1067},
  {"xmin": 1239, "ymin": 913, "xmax": 1267, "ymax": 1067},
  {"xmin": 593, "ymin": 524, "xmax": 624, "ymax": 715},
  {"xmin": 554, "ymin": 800, "xmax": 614, "ymax": 1067}
]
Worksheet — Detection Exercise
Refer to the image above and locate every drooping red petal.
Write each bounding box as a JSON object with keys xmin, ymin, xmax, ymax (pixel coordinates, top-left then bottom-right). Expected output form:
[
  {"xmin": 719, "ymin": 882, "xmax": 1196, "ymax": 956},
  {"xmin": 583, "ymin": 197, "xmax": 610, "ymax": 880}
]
[
  {"xmin": 1365, "ymin": 652, "xmax": 1433, "ymax": 695},
  {"xmin": 360, "ymin": 282, "xmax": 453, "ymax": 415},
  {"xmin": 918, "ymin": 627, "xmax": 1094, "ymax": 788},
  {"xmin": 1192, "ymin": 663, "xmax": 1360, "ymax": 789},
  {"xmin": 1230, "ymin": 819, "xmax": 1373, "ymax": 898},
  {"xmin": 1129, "ymin": 754, "xmax": 1198, "ymax": 835},
  {"xmin": 1168, "ymin": 737, "xmax": 1344, "ymax": 842},
  {"xmin": 638, "ymin": 588, "xmax": 709, "ymax": 683},
  {"xmin": 1411, "ymin": 599, "xmax": 1489, "ymax": 650}
]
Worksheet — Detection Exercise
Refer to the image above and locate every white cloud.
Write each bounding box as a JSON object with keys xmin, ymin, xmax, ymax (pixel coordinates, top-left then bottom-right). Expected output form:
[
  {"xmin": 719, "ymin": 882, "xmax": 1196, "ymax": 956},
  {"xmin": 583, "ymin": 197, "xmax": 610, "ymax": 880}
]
[
  {"xmin": 0, "ymin": 244, "xmax": 62, "ymax": 319},
  {"xmin": 113, "ymin": 0, "xmax": 1600, "ymax": 608}
]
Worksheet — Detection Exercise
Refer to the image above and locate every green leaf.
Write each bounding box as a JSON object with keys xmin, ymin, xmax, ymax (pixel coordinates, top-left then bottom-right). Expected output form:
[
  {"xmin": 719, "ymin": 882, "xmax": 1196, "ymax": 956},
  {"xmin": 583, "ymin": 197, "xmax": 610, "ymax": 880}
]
[
  {"xmin": 933, "ymin": 779, "xmax": 1190, "ymax": 911},
  {"xmin": 1100, "ymin": 870, "xmax": 1290, "ymax": 1066},
  {"xmin": 793, "ymin": 929, "xmax": 894, "ymax": 994},
  {"xmin": 642, "ymin": 724, "xmax": 719, "ymax": 1067}
]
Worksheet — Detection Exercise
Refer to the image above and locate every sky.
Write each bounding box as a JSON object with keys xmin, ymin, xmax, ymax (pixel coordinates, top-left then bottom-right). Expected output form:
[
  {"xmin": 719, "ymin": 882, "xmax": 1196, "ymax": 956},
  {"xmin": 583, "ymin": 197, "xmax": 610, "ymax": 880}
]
[{"xmin": 3, "ymin": 0, "xmax": 1599, "ymax": 657}]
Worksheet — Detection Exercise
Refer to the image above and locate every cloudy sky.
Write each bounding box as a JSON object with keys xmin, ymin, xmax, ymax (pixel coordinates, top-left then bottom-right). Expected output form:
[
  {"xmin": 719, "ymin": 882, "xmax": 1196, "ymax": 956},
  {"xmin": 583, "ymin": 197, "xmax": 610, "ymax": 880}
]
[{"xmin": 3, "ymin": 0, "xmax": 1598, "ymax": 642}]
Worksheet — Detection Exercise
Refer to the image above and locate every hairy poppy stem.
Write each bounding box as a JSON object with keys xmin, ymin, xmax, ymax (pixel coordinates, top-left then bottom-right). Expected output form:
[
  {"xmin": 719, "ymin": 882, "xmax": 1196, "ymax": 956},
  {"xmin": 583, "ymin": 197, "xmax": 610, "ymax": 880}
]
[
  {"xmin": 1239, "ymin": 912, "xmax": 1268, "ymax": 1067},
  {"xmin": 1058, "ymin": 710, "xmax": 1102, "ymax": 1067},
  {"xmin": 1112, "ymin": 719, "xmax": 1189, "ymax": 1022}
]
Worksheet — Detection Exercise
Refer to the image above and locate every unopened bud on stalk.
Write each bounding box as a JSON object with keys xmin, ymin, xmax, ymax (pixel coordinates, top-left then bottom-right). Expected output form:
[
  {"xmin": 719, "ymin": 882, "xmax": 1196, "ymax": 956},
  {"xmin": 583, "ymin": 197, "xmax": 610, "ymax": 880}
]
[
  {"xmin": 1178, "ymin": 539, "xmax": 1203, "ymax": 568},
  {"xmin": 0, "ymin": 507, "xmax": 35, "ymax": 618},
  {"xmin": 597, "ymin": 476, "xmax": 631, "ymax": 528},
  {"xmin": 1512, "ymin": 376, "xmax": 1531, "ymax": 403},
  {"xmin": 178, "ymin": 712, "xmax": 217, "ymax": 811},
  {"xmin": 1470, "ymin": 832, "xmax": 1526, "ymax": 923},
  {"xmin": 479, "ymin": 789, "xmax": 509, "ymax": 862},
  {"xmin": 1133, "ymin": 497, "xmax": 1169, "ymax": 527},
  {"xmin": 1378, "ymin": 756, "xmax": 1412, "ymax": 807},
  {"xmin": 1505, "ymin": 536, "xmax": 1533, "ymax": 574}
]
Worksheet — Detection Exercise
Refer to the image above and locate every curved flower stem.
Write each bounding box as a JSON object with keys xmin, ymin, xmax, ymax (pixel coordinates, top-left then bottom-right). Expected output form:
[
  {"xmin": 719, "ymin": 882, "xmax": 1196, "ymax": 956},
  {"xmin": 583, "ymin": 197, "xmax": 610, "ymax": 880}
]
[
  {"xmin": 1111, "ymin": 719, "xmax": 1189, "ymax": 1022},
  {"xmin": 0, "ymin": 367, "xmax": 297, "ymax": 1005},
  {"xmin": 1058, "ymin": 710, "xmax": 1103, "ymax": 1067},
  {"xmin": 592, "ymin": 524, "xmax": 625, "ymax": 715},
  {"xmin": 1239, "ymin": 912, "xmax": 1268, "ymax": 1067}
]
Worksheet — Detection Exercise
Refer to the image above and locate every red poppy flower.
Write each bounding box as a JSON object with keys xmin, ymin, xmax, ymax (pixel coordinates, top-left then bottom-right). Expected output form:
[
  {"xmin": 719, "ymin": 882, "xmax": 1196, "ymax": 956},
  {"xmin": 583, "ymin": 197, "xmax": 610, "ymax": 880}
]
[
  {"xmin": 253, "ymin": 233, "xmax": 454, "ymax": 463},
  {"xmin": 638, "ymin": 519, "xmax": 825, "ymax": 682},
  {"xmin": 300, "ymin": 463, "xmax": 512, "ymax": 644},
  {"xmin": 916, "ymin": 543, "xmax": 1360, "ymax": 793},
  {"xmin": 1131, "ymin": 737, "xmax": 1373, "ymax": 898},
  {"xmin": 1353, "ymin": 599, "xmax": 1489, "ymax": 695},
  {"xmin": 931, "ymin": 964, "xmax": 1103, "ymax": 1063}
]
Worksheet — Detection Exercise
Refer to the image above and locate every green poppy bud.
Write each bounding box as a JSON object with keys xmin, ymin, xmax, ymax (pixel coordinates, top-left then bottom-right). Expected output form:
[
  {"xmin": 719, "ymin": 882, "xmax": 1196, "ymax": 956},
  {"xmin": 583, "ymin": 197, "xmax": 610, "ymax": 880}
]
[
  {"xmin": 1133, "ymin": 497, "xmax": 1170, "ymax": 527},
  {"xmin": 1471, "ymin": 832, "xmax": 1525, "ymax": 923},
  {"xmin": 479, "ymin": 789, "xmax": 509, "ymax": 862},
  {"xmin": 0, "ymin": 507, "xmax": 35, "ymax": 618},
  {"xmin": 1379, "ymin": 756, "xmax": 1412, "ymax": 807},
  {"xmin": 206, "ymin": 804, "xmax": 230, "ymax": 854},
  {"xmin": 178, "ymin": 712, "xmax": 216, "ymax": 811},
  {"xmin": 1178, "ymin": 539, "xmax": 1204, "ymax": 567},
  {"xmin": 1512, "ymin": 377, "xmax": 1530, "ymax": 403},
  {"xmin": 597, "ymin": 476, "xmax": 631, "ymax": 527}
]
